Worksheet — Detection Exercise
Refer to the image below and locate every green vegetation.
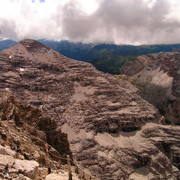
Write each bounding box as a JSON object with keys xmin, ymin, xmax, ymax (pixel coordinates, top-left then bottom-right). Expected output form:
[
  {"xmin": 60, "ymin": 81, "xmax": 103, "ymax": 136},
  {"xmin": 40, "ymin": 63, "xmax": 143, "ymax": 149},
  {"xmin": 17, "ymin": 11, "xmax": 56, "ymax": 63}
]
[
  {"xmin": 91, "ymin": 52, "xmax": 136, "ymax": 74},
  {"xmin": 131, "ymin": 82, "xmax": 147, "ymax": 87},
  {"xmin": 37, "ymin": 40, "xmax": 180, "ymax": 74}
]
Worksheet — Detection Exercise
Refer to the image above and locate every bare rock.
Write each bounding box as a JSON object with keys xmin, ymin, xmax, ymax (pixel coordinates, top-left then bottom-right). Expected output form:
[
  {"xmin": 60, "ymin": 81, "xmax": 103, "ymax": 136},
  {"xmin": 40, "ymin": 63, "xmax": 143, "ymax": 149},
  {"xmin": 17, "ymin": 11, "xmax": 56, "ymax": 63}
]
[
  {"xmin": 0, "ymin": 154, "xmax": 15, "ymax": 167},
  {"xmin": 0, "ymin": 40, "xmax": 179, "ymax": 179},
  {"xmin": 0, "ymin": 92, "xmax": 71, "ymax": 164},
  {"xmin": 0, "ymin": 145, "xmax": 16, "ymax": 157},
  {"xmin": 13, "ymin": 159, "xmax": 39, "ymax": 179},
  {"xmin": 45, "ymin": 172, "xmax": 80, "ymax": 180},
  {"xmin": 0, "ymin": 145, "xmax": 39, "ymax": 179},
  {"xmin": 0, "ymin": 92, "xmax": 72, "ymax": 179},
  {"xmin": 13, "ymin": 174, "xmax": 32, "ymax": 180},
  {"xmin": 121, "ymin": 52, "xmax": 180, "ymax": 125}
]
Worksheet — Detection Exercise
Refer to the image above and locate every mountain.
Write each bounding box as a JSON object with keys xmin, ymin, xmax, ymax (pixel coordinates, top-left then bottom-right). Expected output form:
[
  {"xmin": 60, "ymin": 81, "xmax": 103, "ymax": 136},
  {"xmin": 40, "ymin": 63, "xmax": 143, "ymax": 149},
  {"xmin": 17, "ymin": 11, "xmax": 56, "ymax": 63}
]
[
  {"xmin": 39, "ymin": 40, "xmax": 180, "ymax": 62},
  {"xmin": 92, "ymin": 43, "xmax": 180, "ymax": 55},
  {"xmin": 39, "ymin": 40, "xmax": 180, "ymax": 74},
  {"xmin": 0, "ymin": 39, "xmax": 180, "ymax": 179},
  {"xmin": 90, "ymin": 44, "xmax": 180, "ymax": 74},
  {"xmin": 121, "ymin": 52, "xmax": 180, "ymax": 125},
  {"xmin": 38, "ymin": 39, "xmax": 95, "ymax": 62},
  {"xmin": 1, "ymin": 39, "xmax": 180, "ymax": 75},
  {"xmin": 0, "ymin": 40, "xmax": 17, "ymax": 50},
  {"xmin": 91, "ymin": 52, "xmax": 136, "ymax": 74}
]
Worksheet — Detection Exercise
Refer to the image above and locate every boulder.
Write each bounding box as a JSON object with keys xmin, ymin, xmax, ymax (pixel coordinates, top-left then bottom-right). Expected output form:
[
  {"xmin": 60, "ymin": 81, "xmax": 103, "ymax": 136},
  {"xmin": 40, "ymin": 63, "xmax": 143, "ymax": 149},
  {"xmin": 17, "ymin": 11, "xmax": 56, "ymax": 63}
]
[
  {"xmin": 0, "ymin": 145, "xmax": 16, "ymax": 157},
  {"xmin": 45, "ymin": 173, "xmax": 68, "ymax": 180},
  {"xmin": 13, "ymin": 174, "xmax": 32, "ymax": 180},
  {"xmin": 0, "ymin": 154, "xmax": 15, "ymax": 167},
  {"xmin": 45, "ymin": 172, "xmax": 80, "ymax": 180},
  {"xmin": 13, "ymin": 159, "xmax": 39, "ymax": 179}
]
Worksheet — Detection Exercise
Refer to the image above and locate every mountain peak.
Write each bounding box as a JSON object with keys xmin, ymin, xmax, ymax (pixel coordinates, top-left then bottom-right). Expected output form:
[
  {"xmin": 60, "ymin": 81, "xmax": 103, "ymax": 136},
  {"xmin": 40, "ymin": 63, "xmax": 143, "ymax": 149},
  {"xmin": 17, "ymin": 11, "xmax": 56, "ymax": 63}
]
[{"xmin": 20, "ymin": 39, "xmax": 50, "ymax": 52}]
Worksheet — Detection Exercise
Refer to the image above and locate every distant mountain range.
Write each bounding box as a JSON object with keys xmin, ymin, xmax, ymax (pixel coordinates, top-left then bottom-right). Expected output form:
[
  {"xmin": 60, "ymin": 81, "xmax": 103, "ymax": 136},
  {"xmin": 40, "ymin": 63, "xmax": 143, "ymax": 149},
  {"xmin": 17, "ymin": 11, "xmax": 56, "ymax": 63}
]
[
  {"xmin": 28, "ymin": 40, "xmax": 180, "ymax": 74},
  {"xmin": 0, "ymin": 40, "xmax": 17, "ymax": 50},
  {"xmin": 1, "ymin": 39, "xmax": 180, "ymax": 74}
]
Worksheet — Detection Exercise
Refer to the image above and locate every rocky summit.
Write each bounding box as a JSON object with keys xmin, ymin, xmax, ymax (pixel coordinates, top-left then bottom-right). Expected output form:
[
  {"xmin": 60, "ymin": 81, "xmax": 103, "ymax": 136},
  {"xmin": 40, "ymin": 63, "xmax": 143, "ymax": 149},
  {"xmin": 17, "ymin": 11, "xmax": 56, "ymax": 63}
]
[
  {"xmin": 0, "ymin": 39, "xmax": 180, "ymax": 179},
  {"xmin": 121, "ymin": 52, "xmax": 180, "ymax": 125}
]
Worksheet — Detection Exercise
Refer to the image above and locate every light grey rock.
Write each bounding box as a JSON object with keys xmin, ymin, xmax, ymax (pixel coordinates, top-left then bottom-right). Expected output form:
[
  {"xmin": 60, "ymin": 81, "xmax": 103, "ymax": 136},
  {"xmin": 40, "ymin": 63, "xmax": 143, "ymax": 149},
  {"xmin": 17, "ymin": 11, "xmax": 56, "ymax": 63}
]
[
  {"xmin": 45, "ymin": 174, "xmax": 67, "ymax": 180},
  {"xmin": 121, "ymin": 52, "xmax": 180, "ymax": 124},
  {"xmin": 13, "ymin": 174, "xmax": 32, "ymax": 180},
  {"xmin": 45, "ymin": 173, "xmax": 80, "ymax": 180},
  {"xmin": 13, "ymin": 159, "xmax": 39, "ymax": 179},
  {"xmin": 0, "ymin": 145, "xmax": 16, "ymax": 157},
  {"xmin": 0, "ymin": 154, "xmax": 15, "ymax": 167}
]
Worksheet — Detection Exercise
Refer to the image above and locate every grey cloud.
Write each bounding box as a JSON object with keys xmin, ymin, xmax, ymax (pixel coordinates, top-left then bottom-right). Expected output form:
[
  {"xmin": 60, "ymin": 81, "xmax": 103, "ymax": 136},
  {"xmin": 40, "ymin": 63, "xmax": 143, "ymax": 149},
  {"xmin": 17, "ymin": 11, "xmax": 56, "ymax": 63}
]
[
  {"xmin": 0, "ymin": 0, "xmax": 180, "ymax": 44},
  {"xmin": 61, "ymin": 0, "xmax": 180, "ymax": 44},
  {"xmin": 0, "ymin": 19, "xmax": 17, "ymax": 40},
  {"xmin": 61, "ymin": 2, "xmax": 99, "ymax": 41}
]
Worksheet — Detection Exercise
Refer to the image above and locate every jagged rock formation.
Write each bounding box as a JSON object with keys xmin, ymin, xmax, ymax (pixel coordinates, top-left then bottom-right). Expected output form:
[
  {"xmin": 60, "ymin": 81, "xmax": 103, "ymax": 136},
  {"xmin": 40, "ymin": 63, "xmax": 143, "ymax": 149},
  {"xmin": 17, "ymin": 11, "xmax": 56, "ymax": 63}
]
[
  {"xmin": 121, "ymin": 52, "xmax": 180, "ymax": 125},
  {"xmin": 0, "ymin": 92, "xmax": 72, "ymax": 179},
  {"xmin": 0, "ymin": 39, "xmax": 179, "ymax": 179}
]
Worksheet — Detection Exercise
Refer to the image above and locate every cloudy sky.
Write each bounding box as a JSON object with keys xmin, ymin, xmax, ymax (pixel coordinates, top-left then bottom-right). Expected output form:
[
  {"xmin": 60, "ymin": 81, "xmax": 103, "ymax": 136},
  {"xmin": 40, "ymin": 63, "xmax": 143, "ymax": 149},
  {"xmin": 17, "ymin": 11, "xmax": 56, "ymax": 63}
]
[{"xmin": 0, "ymin": 0, "xmax": 180, "ymax": 45}]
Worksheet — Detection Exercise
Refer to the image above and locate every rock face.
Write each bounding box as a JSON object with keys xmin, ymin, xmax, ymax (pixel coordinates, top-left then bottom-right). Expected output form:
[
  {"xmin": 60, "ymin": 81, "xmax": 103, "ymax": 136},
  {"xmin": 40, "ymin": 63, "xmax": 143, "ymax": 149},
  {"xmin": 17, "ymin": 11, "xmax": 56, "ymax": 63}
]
[
  {"xmin": 0, "ymin": 39, "xmax": 180, "ymax": 179},
  {"xmin": 12, "ymin": 159, "xmax": 39, "ymax": 179},
  {"xmin": 45, "ymin": 172, "xmax": 80, "ymax": 180},
  {"xmin": 0, "ymin": 92, "xmax": 71, "ymax": 179},
  {"xmin": 121, "ymin": 52, "xmax": 180, "ymax": 125}
]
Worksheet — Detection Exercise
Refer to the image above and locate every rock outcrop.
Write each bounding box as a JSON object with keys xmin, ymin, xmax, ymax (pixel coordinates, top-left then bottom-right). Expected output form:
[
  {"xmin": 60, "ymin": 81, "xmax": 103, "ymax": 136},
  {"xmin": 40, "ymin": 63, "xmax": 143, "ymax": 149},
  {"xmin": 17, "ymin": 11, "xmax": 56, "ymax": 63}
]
[
  {"xmin": 0, "ymin": 92, "xmax": 71, "ymax": 179},
  {"xmin": 0, "ymin": 40, "xmax": 179, "ymax": 179},
  {"xmin": 121, "ymin": 52, "xmax": 180, "ymax": 125}
]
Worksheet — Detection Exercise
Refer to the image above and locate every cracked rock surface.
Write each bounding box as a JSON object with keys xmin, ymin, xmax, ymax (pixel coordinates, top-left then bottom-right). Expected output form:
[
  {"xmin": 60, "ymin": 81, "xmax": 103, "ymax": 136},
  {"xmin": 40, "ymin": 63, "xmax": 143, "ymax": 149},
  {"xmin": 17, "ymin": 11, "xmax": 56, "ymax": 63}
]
[
  {"xmin": 0, "ymin": 92, "xmax": 71, "ymax": 179},
  {"xmin": 0, "ymin": 40, "xmax": 179, "ymax": 179},
  {"xmin": 121, "ymin": 52, "xmax": 180, "ymax": 125}
]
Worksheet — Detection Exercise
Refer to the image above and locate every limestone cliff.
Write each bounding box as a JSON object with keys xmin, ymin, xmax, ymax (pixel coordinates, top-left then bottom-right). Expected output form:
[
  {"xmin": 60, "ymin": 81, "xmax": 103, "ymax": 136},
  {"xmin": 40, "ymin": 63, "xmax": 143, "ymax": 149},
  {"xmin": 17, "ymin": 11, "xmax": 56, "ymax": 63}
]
[
  {"xmin": 121, "ymin": 52, "xmax": 180, "ymax": 125},
  {"xmin": 0, "ymin": 40, "xmax": 179, "ymax": 179},
  {"xmin": 0, "ymin": 92, "xmax": 72, "ymax": 179}
]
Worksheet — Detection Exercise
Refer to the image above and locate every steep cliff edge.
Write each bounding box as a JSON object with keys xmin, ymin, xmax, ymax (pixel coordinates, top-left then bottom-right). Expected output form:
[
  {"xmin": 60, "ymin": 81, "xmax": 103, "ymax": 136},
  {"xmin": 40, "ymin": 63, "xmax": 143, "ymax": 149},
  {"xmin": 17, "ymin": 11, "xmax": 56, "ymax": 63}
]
[
  {"xmin": 0, "ymin": 40, "xmax": 179, "ymax": 179},
  {"xmin": 0, "ymin": 92, "xmax": 72, "ymax": 179},
  {"xmin": 121, "ymin": 52, "xmax": 180, "ymax": 125}
]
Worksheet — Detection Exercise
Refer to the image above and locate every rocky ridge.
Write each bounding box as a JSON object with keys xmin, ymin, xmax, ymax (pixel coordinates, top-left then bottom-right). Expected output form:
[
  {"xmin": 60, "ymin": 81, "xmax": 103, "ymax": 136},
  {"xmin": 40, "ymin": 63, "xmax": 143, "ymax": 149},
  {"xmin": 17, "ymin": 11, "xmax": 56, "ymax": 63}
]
[
  {"xmin": 0, "ymin": 92, "xmax": 77, "ymax": 179},
  {"xmin": 121, "ymin": 52, "xmax": 180, "ymax": 125},
  {"xmin": 0, "ymin": 39, "xmax": 179, "ymax": 179}
]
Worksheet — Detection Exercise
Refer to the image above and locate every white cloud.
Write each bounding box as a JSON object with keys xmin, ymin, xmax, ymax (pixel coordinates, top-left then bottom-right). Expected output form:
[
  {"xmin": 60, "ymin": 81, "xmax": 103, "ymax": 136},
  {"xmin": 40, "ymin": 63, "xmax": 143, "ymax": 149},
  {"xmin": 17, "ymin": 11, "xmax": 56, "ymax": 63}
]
[{"xmin": 0, "ymin": 0, "xmax": 180, "ymax": 44}]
